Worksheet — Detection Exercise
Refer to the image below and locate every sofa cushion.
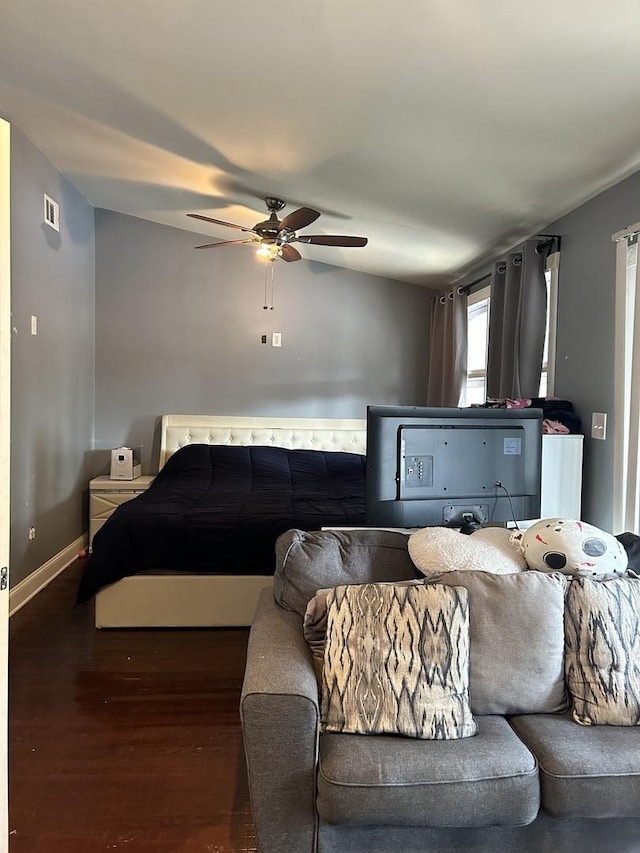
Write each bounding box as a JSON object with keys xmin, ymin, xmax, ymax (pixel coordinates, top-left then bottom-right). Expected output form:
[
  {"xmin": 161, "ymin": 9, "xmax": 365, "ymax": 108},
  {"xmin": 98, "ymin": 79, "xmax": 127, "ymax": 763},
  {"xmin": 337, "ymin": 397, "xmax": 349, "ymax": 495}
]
[
  {"xmin": 564, "ymin": 575, "xmax": 640, "ymax": 726},
  {"xmin": 510, "ymin": 712, "xmax": 640, "ymax": 819},
  {"xmin": 317, "ymin": 715, "xmax": 539, "ymax": 827},
  {"xmin": 408, "ymin": 526, "xmax": 527, "ymax": 576},
  {"xmin": 306, "ymin": 570, "xmax": 568, "ymax": 715},
  {"xmin": 426, "ymin": 570, "xmax": 568, "ymax": 715},
  {"xmin": 321, "ymin": 583, "xmax": 476, "ymax": 740},
  {"xmin": 274, "ymin": 528, "xmax": 418, "ymax": 616}
]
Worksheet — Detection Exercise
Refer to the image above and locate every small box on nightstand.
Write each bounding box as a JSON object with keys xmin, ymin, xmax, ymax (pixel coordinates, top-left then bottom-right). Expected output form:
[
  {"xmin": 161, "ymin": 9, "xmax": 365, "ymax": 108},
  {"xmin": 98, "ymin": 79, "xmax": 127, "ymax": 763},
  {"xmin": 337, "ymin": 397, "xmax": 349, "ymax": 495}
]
[{"xmin": 110, "ymin": 446, "xmax": 142, "ymax": 480}]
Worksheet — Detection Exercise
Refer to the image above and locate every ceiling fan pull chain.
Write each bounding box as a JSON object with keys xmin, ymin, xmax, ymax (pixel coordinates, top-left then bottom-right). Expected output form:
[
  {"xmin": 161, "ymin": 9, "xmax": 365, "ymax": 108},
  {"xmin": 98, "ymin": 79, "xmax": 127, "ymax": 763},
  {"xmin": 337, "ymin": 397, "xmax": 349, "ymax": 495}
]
[
  {"xmin": 263, "ymin": 260, "xmax": 269, "ymax": 310},
  {"xmin": 270, "ymin": 258, "xmax": 275, "ymax": 310}
]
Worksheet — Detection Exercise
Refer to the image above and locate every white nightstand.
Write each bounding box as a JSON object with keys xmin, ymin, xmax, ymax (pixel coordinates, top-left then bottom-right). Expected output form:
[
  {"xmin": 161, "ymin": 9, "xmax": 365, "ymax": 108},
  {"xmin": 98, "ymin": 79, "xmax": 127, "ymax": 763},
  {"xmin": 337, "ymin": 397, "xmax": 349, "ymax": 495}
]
[{"xmin": 89, "ymin": 474, "xmax": 155, "ymax": 548}]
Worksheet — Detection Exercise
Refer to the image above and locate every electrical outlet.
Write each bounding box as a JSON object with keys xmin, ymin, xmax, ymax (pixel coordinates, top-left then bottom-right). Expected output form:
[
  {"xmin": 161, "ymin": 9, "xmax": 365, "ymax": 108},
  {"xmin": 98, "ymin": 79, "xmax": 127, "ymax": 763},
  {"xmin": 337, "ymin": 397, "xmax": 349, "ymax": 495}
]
[
  {"xmin": 261, "ymin": 334, "xmax": 267, "ymax": 344},
  {"xmin": 272, "ymin": 332, "xmax": 282, "ymax": 347},
  {"xmin": 28, "ymin": 526, "xmax": 36, "ymax": 541}
]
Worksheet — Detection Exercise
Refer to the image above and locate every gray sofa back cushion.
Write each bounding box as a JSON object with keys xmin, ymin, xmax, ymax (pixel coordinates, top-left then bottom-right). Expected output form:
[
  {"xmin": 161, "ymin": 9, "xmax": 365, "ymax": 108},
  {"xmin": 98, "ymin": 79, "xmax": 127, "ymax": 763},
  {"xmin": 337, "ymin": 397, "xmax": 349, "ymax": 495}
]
[
  {"xmin": 274, "ymin": 528, "xmax": 419, "ymax": 616},
  {"xmin": 426, "ymin": 570, "xmax": 568, "ymax": 715}
]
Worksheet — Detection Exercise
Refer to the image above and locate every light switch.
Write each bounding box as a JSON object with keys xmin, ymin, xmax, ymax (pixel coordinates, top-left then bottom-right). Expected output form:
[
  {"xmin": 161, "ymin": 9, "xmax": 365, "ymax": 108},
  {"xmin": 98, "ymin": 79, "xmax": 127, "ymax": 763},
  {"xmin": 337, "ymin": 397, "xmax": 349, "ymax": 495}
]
[
  {"xmin": 272, "ymin": 332, "xmax": 282, "ymax": 347},
  {"xmin": 31, "ymin": 315, "xmax": 38, "ymax": 335},
  {"xmin": 591, "ymin": 412, "xmax": 607, "ymax": 440}
]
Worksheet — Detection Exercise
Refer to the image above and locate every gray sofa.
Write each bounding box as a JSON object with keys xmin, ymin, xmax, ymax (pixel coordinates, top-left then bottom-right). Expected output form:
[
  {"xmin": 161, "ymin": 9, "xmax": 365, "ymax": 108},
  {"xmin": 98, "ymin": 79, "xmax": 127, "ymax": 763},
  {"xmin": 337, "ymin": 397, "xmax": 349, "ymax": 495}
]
[{"xmin": 240, "ymin": 528, "xmax": 640, "ymax": 853}]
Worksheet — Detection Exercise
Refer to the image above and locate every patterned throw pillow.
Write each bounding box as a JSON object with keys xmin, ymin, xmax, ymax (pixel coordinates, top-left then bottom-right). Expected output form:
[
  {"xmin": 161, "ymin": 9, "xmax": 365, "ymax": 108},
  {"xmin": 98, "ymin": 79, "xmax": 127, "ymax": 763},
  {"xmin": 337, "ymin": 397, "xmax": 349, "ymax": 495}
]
[
  {"xmin": 321, "ymin": 583, "xmax": 477, "ymax": 740},
  {"xmin": 565, "ymin": 576, "xmax": 640, "ymax": 726}
]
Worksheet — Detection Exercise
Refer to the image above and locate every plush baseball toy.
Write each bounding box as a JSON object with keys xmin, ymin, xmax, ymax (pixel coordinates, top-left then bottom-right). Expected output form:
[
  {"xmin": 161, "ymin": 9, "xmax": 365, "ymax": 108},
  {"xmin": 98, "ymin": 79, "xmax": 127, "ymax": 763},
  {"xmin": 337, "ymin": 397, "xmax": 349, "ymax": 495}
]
[{"xmin": 514, "ymin": 518, "xmax": 628, "ymax": 578}]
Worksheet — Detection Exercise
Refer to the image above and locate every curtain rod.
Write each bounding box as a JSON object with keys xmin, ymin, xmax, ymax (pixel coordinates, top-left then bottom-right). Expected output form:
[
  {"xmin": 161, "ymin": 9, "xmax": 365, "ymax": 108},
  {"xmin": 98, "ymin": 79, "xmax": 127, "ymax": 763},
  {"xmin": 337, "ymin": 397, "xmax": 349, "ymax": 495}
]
[
  {"xmin": 458, "ymin": 273, "xmax": 490, "ymax": 294},
  {"xmin": 536, "ymin": 234, "xmax": 562, "ymax": 254},
  {"xmin": 458, "ymin": 234, "xmax": 561, "ymax": 293}
]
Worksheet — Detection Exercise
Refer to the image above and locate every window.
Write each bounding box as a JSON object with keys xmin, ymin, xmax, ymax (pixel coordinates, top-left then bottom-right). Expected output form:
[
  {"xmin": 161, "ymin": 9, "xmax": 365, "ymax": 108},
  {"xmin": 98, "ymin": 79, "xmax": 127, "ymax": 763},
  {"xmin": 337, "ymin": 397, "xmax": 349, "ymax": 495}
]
[
  {"xmin": 463, "ymin": 259, "xmax": 558, "ymax": 405},
  {"xmin": 463, "ymin": 286, "xmax": 490, "ymax": 406}
]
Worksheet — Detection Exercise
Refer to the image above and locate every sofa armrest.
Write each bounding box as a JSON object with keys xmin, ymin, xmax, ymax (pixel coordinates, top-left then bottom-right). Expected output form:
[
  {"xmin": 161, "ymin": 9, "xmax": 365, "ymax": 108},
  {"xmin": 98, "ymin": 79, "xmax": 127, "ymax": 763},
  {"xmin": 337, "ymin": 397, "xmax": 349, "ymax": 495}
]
[{"xmin": 241, "ymin": 587, "xmax": 319, "ymax": 853}]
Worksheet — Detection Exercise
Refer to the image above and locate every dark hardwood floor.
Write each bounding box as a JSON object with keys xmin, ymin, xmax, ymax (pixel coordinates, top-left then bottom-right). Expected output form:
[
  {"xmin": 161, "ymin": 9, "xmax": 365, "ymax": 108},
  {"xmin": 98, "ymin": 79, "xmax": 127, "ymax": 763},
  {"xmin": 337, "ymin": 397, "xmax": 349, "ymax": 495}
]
[{"xmin": 9, "ymin": 558, "xmax": 258, "ymax": 852}]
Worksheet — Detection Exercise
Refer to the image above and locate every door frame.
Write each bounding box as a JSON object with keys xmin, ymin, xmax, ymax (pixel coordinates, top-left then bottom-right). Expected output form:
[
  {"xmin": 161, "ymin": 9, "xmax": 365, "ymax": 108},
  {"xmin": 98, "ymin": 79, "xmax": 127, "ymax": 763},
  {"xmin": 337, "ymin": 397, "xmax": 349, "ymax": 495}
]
[{"xmin": 0, "ymin": 116, "xmax": 11, "ymax": 847}]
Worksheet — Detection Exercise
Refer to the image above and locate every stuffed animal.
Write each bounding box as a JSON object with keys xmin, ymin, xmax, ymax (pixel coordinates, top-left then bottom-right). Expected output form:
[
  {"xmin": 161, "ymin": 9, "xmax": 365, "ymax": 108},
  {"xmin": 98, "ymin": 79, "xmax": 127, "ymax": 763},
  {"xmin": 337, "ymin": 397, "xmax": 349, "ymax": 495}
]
[
  {"xmin": 514, "ymin": 518, "xmax": 628, "ymax": 578},
  {"xmin": 408, "ymin": 525, "xmax": 528, "ymax": 576}
]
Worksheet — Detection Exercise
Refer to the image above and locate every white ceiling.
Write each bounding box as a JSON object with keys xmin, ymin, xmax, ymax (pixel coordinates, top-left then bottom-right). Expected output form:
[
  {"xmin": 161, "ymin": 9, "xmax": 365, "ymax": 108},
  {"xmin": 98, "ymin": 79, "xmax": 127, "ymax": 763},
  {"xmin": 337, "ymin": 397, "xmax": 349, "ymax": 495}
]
[{"xmin": 2, "ymin": 1, "xmax": 640, "ymax": 287}]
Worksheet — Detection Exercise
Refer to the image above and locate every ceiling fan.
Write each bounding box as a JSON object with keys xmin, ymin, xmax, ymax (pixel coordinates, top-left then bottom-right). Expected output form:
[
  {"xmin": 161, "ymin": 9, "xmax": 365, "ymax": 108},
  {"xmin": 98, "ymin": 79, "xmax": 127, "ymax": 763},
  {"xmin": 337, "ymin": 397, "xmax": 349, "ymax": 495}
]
[{"xmin": 187, "ymin": 197, "xmax": 368, "ymax": 262}]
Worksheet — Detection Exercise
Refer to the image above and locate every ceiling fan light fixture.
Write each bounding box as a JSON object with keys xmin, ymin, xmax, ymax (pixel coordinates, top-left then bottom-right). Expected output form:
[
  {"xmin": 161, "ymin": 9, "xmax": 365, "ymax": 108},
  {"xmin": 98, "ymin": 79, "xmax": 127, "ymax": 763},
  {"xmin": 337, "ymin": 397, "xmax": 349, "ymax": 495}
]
[{"xmin": 256, "ymin": 243, "xmax": 282, "ymax": 261}]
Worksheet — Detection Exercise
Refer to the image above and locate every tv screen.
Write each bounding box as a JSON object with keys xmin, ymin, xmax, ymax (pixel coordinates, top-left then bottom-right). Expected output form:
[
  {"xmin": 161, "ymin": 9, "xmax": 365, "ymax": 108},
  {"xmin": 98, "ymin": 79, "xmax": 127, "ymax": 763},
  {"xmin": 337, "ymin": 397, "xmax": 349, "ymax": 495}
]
[{"xmin": 365, "ymin": 405, "xmax": 543, "ymax": 529}]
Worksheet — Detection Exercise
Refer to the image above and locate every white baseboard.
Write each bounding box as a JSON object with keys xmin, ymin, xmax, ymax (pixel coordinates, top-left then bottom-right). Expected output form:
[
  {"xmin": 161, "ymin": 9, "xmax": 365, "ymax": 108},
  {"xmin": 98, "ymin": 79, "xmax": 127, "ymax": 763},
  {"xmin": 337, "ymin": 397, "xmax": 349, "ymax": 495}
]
[{"xmin": 9, "ymin": 534, "xmax": 88, "ymax": 617}]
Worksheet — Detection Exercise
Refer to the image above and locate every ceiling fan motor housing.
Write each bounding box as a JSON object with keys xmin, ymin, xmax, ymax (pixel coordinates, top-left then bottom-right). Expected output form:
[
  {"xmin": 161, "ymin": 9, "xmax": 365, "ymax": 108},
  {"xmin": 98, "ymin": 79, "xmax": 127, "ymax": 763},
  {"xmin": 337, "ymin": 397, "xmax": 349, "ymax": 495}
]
[{"xmin": 253, "ymin": 212, "xmax": 281, "ymax": 243}]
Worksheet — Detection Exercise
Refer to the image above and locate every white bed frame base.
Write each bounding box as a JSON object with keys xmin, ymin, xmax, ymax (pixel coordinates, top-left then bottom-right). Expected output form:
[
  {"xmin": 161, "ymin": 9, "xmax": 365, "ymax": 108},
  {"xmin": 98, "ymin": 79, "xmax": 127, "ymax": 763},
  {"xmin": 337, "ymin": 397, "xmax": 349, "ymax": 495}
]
[
  {"xmin": 95, "ymin": 574, "xmax": 274, "ymax": 628},
  {"xmin": 95, "ymin": 414, "xmax": 367, "ymax": 629}
]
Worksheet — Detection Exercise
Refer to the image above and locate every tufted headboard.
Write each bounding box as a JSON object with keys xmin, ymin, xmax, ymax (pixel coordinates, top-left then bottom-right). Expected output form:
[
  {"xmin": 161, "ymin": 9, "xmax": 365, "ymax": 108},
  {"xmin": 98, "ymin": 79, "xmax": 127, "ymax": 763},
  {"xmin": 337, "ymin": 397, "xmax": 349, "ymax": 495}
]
[{"xmin": 158, "ymin": 414, "xmax": 367, "ymax": 471}]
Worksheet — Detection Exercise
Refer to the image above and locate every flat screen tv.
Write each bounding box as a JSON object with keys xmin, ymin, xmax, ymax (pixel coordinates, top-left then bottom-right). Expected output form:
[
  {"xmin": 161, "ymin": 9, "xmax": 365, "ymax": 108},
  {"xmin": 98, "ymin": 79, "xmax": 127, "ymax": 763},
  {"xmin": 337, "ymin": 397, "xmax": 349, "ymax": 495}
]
[{"xmin": 365, "ymin": 405, "xmax": 543, "ymax": 529}]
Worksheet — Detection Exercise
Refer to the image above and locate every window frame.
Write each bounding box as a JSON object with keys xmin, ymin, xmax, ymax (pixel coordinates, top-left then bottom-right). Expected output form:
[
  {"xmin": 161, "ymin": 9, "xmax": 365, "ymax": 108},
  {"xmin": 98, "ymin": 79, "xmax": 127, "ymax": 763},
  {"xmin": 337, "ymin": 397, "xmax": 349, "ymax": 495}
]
[{"xmin": 612, "ymin": 226, "xmax": 640, "ymax": 533}]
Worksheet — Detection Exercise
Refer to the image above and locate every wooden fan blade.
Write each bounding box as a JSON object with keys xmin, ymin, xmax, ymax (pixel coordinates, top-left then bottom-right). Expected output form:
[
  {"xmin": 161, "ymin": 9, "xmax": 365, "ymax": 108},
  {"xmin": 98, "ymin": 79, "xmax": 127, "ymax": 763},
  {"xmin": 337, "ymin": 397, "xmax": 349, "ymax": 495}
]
[
  {"xmin": 280, "ymin": 244, "xmax": 302, "ymax": 262},
  {"xmin": 278, "ymin": 206, "xmax": 321, "ymax": 233},
  {"xmin": 194, "ymin": 239, "xmax": 255, "ymax": 249},
  {"xmin": 296, "ymin": 235, "xmax": 368, "ymax": 247},
  {"xmin": 188, "ymin": 213, "xmax": 254, "ymax": 233}
]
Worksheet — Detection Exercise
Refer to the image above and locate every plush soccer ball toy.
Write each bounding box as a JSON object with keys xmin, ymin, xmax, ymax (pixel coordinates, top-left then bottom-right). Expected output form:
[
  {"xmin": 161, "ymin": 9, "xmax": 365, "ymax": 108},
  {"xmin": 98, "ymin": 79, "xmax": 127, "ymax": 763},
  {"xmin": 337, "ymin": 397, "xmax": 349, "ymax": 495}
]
[{"xmin": 515, "ymin": 518, "xmax": 628, "ymax": 578}]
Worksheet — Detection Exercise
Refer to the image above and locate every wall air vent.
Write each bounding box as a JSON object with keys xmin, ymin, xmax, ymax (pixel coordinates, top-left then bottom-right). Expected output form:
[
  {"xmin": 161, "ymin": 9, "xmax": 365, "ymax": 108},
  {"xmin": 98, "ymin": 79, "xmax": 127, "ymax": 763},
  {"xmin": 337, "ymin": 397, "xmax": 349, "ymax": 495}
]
[{"xmin": 43, "ymin": 194, "xmax": 60, "ymax": 232}]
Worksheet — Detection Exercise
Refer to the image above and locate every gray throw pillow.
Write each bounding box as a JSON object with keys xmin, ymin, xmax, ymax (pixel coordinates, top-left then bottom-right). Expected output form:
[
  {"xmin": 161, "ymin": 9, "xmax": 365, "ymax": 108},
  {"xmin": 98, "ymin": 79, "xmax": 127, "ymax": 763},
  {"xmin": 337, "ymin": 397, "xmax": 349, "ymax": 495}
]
[
  {"xmin": 321, "ymin": 583, "xmax": 477, "ymax": 740},
  {"xmin": 565, "ymin": 576, "xmax": 640, "ymax": 726},
  {"xmin": 274, "ymin": 528, "xmax": 418, "ymax": 616},
  {"xmin": 426, "ymin": 570, "xmax": 568, "ymax": 715}
]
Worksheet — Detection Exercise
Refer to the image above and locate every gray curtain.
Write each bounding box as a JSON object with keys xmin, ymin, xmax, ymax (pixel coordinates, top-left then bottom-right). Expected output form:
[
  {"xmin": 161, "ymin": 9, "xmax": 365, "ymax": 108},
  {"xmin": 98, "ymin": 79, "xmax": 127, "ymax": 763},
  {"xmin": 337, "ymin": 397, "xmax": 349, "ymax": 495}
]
[
  {"xmin": 426, "ymin": 286, "xmax": 468, "ymax": 407},
  {"xmin": 486, "ymin": 240, "xmax": 548, "ymax": 400}
]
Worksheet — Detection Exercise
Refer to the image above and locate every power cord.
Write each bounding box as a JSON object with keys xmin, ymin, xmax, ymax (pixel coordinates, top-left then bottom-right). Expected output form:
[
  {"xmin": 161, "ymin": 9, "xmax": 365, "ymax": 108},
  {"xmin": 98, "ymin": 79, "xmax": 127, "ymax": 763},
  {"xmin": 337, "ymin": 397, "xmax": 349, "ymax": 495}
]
[{"xmin": 494, "ymin": 481, "xmax": 519, "ymax": 530}]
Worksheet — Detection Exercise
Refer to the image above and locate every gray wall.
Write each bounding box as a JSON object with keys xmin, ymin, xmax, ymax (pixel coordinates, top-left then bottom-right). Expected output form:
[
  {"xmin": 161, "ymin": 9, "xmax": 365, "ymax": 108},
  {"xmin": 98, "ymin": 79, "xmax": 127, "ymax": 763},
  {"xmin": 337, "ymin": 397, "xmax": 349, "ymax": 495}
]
[
  {"xmin": 10, "ymin": 124, "xmax": 95, "ymax": 587},
  {"xmin": 458, "ymin": 170, "xmax": 640, "ymax": 531},
  {"xmin": 94, "ymin": 211, "xmax": 432, "ymax": 475},
  {"xmin": 542, "ymin": 171, "xmax": 640, "ymax": 530}
]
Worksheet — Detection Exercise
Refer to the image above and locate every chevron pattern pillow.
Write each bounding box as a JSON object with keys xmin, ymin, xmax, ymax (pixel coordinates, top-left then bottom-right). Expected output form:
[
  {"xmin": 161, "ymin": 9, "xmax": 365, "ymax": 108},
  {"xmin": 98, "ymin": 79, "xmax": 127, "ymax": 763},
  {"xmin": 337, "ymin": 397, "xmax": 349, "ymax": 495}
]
[
  {"xmin": 565, "ymin": 576, "xmax": 640, "ymax": 726},
  {"xmin": 321, "ymin": 583, "xmax": 476, "ymax": 740}
]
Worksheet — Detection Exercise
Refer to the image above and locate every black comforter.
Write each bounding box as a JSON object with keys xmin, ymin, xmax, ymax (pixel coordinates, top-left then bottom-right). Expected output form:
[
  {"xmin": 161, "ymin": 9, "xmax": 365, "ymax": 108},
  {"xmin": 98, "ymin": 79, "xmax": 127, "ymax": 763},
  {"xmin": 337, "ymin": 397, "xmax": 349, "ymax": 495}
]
[{"xmin": 77, "ymin": 443, "xmax": 366, "ymax": 601}]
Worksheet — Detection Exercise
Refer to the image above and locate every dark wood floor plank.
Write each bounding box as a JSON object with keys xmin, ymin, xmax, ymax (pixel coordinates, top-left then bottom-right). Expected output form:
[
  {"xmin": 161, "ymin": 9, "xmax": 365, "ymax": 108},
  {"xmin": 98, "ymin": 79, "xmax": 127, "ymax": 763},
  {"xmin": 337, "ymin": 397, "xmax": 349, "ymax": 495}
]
[{"xmin": 9, "ymin": 558, "xmax": 257, "ymax": 852}]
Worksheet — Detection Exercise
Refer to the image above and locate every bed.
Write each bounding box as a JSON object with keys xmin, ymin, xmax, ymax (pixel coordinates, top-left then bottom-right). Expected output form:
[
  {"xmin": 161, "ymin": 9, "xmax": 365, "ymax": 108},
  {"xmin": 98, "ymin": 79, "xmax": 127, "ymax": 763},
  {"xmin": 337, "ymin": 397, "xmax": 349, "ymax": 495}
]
[{"xmin": 80, "ymin": 414, "xmax": 367, "ymax": 628}]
